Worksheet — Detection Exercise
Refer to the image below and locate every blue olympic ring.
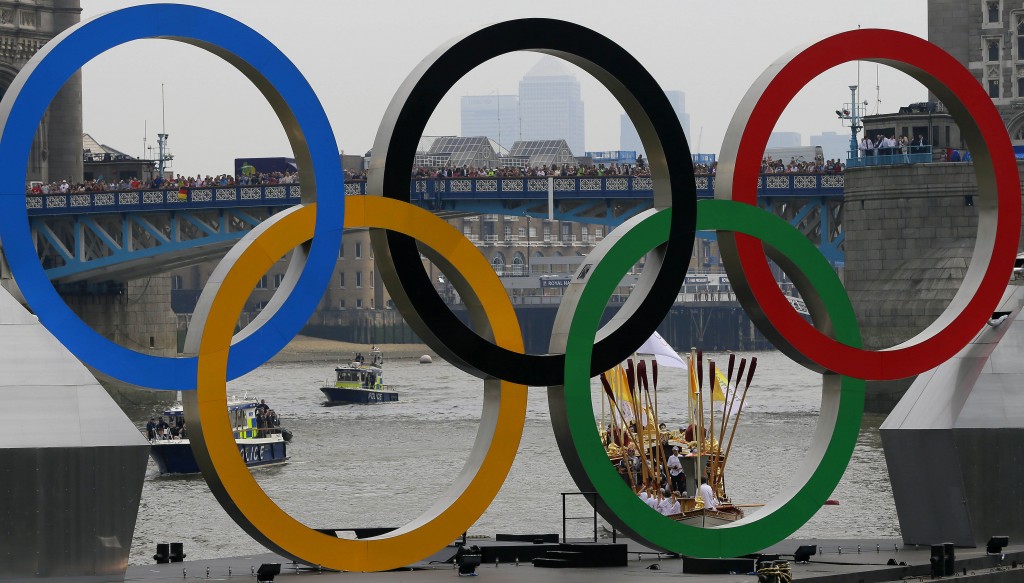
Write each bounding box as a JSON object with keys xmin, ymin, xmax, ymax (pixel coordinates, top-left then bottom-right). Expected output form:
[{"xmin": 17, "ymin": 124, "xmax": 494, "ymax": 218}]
[{"xmin": 0, "ymin": 4, "xmax": 344, "ymax": 390}]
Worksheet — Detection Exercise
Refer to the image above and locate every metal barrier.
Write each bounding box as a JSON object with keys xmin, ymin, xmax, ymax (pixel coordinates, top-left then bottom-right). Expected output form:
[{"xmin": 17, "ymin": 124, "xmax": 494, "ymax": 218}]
[
  {"xmin": 561, "ymin": 491, "xmax": 608, "ymax": 543},
  {"xmin": 846, "ymin": 146, "xmax": 933, "ymax": 168}
]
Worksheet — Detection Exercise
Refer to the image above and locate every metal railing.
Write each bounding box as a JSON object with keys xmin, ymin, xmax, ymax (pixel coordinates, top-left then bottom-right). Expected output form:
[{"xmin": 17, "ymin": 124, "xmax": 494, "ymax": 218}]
[
  {"xmin": 845, "ymin": 146, "xmax": 933, "ymax": 168},
  {"xmin": 26, "ymin": 173, "xmax": 846, "ymax": 216},
  {"xmin": 561, "ymin": 491, "xmax": 604, "ymax": 543}
]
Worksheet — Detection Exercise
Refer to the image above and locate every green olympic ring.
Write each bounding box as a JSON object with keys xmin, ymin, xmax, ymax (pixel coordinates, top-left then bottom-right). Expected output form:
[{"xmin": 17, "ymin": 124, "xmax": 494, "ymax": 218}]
[{"xmin": 549, "ymin": 199, "xmax": 864, "ymax": 558}]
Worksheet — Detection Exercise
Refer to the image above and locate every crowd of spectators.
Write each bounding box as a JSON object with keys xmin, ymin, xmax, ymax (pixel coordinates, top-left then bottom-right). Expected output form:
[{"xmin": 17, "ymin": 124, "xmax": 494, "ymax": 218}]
[
  {"xmin": 26, "ymin": 171, "xmax": 299, "ymax": 195},
  {"xmin": 27, "ymin": 156, "xmax": 849, "ymax": 195},
  {"xmin": 409, "ymin": 156, "xmax": 843, "ymax": 180},
  {"xmin": 760, "ymin": 156, "xmax": 844, "ymax": 174},
  {"xmin": 410, "ymin": 161, "xmax": 653, "ymax": 180}
]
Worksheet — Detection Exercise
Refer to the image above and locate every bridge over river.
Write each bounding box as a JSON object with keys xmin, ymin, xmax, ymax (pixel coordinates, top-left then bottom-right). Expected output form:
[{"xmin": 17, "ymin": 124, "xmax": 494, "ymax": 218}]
[{"xmin": 26, "ymin": 173, "xmax": 845, "ymax": 282}]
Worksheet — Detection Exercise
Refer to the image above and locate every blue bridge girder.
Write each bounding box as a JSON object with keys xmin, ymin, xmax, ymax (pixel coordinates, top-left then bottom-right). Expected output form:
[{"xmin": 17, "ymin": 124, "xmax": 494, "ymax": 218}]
[{"xmin": 25, "ymin": 174, "xmax": 845, "ymax": 282}]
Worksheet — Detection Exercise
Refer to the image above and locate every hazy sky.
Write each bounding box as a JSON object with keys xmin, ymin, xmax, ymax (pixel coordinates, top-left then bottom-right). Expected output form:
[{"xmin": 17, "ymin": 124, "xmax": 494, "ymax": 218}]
[{"xmin": 78, "ymin": 1, "xmax": 929, "ymax": 177}]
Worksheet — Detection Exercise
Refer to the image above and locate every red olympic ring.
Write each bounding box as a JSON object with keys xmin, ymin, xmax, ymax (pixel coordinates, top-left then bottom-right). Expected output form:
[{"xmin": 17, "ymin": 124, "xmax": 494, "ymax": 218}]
[{"xmin": 716, "ymin": 29, "xmax": 1021, "ymax": 380}]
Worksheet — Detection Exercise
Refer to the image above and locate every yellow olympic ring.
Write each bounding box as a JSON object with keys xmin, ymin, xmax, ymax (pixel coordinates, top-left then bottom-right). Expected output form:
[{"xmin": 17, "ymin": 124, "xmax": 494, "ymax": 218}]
[{"xmin": 182, "ymin": 198, "xmax": 527, "ymax": 571}]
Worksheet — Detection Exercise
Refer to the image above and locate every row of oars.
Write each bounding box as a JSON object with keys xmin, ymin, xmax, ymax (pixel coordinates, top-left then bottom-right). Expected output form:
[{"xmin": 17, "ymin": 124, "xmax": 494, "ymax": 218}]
[
  {"xmin": 600, "ymin": 350, "xmax": 757, "ymax": 498},
  {"xmin": 698, "ymin": 352, "xmax": 757, "ymax": 500},
  {"xmin": 599, "ymin": 358, "xmax": 663, "ymax": 490}
]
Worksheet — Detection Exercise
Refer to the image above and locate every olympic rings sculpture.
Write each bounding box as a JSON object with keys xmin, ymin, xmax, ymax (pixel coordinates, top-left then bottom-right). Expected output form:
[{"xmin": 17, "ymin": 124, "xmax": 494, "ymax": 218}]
[{"xmin": 0, "ymin": 4, "xmax": 1018, "ymax": 571}]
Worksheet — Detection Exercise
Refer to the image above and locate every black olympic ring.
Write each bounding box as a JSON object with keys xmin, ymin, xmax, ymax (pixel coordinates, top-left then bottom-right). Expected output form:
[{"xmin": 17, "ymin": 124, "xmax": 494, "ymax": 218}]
[{"xmin": 367, "ymin": 18, "xmax": 696, "ymax": 387}]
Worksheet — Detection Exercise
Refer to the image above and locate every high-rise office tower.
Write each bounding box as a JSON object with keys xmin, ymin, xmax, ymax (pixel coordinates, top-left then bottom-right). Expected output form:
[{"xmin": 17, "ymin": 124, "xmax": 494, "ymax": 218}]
[
  {"xmin": 518, "ymin": 57, "xmax": 585, "ymax": 154},
  {"xmin": 620, "ymin": 89, "xmax": 690, "ymax": 154},
  {"xmin": 460, "ymin": 95, "xmax": 520, "ymax": 150}
]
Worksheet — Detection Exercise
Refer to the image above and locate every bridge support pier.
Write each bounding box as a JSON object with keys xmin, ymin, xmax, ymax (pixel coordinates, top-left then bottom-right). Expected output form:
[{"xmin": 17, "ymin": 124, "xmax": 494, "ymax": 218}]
[
  {"xmin": 62, "ymin": 276, "xmax": 178, "ymax": 359},
  {"xmin": 843, "ymin": 162, "xmax": 1002, "ymax": 413}
]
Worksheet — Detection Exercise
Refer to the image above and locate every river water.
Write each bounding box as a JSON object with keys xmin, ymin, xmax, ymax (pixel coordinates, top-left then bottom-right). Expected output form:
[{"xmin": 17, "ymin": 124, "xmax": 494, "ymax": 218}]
[{"xmin": 125, "ymin": 350, "xmax": 899, "ymax": 565}]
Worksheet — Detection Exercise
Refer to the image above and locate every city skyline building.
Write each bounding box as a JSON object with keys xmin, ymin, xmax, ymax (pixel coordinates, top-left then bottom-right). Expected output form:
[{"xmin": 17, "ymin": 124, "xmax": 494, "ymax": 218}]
[
  {"xmin": 810, "ymin": 130, "xmax": 851, "ymax": 160},
  {"xmin": 620, "ymin": 89, "xmax": 691, "ymax": 155},
  {"xmin": 518, "ymin": 57, "xmax": 585, "ymax": 155},
  {"xmin": 767, "ymin": 131, "xmax": 802, "ymax": 148},
  {"xmin": 460, "ymin": 94, "xmax": 520, "ymax": 150}
]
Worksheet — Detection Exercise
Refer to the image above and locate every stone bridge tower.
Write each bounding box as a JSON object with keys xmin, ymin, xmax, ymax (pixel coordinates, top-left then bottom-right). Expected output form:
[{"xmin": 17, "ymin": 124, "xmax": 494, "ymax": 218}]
[
  {"xmin": 0, "ymin": 0, "xmax": 82, "ymax": 184},
  {"xmin": 844, "ymin": 1, "xmax": 1024, "ymax": 412},
  {"xmin": 0, "ymin": 1, "xmax": 176, "ymax": 366}
]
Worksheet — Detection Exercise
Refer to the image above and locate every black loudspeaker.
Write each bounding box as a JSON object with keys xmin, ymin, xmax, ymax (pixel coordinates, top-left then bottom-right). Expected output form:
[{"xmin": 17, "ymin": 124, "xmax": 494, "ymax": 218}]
[
  {"xmin": 455, "ymin": 545, "xmax": 482, "ymax": 576},
  {"xmin": 793, "ymin": 545, "xmax": 817, "ymax": 563},
  {"xmin": 930, "ymin": 544, "xmax": 944, "ymax": 578},
  {"xmin": 987, "ymin": 536, "xmax": 1009, "ymax": 554},
  {"xmin": 153, "ymin": 543, "xmax": 169, "ymax": 564},
  {"xmin": 943, "ymin": 542, "xmax": 955, "ymax": 576},
  {"xmin": 169, "ymin": 542, "xmax": 186, "ymax": 563},
  {"xmin": 256, "ymin": 563, "xmax": 281, "ymax": 583}
]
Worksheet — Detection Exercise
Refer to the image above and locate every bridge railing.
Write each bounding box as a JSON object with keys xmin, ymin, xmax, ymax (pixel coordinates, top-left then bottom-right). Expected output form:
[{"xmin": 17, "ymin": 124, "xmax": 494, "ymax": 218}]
[
  {"xmin": 25, "ymin": 173, "xmax": 844, "ymax": 216},
  {"xmin": 25, "ymin": 184, "xmax": 305, "ymax": 216},
  {"xmin": 408, "ymin": 173, "xmax": 844, "ymax": 200},
  {"xmin": 845, "ymin": 146, "xmax": 933, "ymax": 168}
]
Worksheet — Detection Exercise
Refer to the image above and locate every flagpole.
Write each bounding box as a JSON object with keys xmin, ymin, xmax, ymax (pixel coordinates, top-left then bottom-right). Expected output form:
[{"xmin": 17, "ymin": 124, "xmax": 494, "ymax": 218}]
[
  {"xmin": 600, "ymin": 371, "xmax": 638, "ymax": 490},
  {"xmin": 693, "ymin": 349, "xmax": 705, "ymax": 488},
  {"xmin": 651, "ymin": 359, "xmax": 663, "ymax": 489},
  {"xmin": 708, "ymin": 359, "xmax": 719, "ymax": 496}
]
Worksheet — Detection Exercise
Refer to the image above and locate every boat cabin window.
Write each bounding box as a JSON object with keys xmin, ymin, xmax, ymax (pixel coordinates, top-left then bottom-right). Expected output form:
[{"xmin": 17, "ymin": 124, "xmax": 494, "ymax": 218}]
[
  {"xmin": 337, "ymin": 370, "xmax": 362, "ymax": 382},
  {"xmin": 229, "ymin": 408, "xmax": 250, "ymax": 430}
]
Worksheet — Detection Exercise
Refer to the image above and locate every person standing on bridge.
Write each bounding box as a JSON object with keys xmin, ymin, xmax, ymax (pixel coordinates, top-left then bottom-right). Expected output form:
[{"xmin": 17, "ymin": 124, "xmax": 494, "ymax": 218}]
[{"xmin": 858, "ymin": 135, "xmax": 874, "ymax": 158}]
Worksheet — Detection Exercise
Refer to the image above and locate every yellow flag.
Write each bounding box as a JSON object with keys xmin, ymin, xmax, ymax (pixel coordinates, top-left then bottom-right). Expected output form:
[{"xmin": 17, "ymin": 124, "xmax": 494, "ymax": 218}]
[
  {"xmin": 688, "ymin": 353, "xmax": 699, "ymax": 396},
  {"xmin": 712, "ymin": 368, "xmax": 728, "ymax": 402},
  {"xmin": 607, "ymin": 365, "xmax": 634, "ymax": 423}
]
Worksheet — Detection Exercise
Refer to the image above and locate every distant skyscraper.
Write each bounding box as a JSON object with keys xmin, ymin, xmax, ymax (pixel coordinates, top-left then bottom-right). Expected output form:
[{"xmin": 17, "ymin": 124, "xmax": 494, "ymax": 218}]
[
  {"xmin": 460, "ymin": 95, "xmax": 520, "ymax": 150},
  {"xmin": 620, "ymin": 89, "xmax": 691, "ymax": 155},
  {"xmin": 518, "ymin": 57, "xmax": 585, "ymax": 154},
  {"xmin": 620, "ymin": 115, "xmax": 643, "ymax": 155},
  {"xmin": 811, "ymin": 131, "xmax": 852, "ymax": 161},
  {"xmin": 767, "ymin": 132, "xmax": 802, "ymax": 148},
  {"xmin": 665, "ymin": 90, "xmax": 691, "ymax": 142}
]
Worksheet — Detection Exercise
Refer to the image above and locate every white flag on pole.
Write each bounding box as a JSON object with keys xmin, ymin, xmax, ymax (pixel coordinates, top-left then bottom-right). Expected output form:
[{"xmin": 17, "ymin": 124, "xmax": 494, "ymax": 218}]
[{"xmin": 637, "ymin": 331, "xmax": 688, "ymax": 370}]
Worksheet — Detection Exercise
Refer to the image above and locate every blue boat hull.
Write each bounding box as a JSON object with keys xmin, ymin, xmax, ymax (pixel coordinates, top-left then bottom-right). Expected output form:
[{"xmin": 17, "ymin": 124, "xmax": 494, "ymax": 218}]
[
  {"xmin": 321, "ymin": 386, "xmax": 399, "ymax": 405},
  {"xmin": 149, "ymin": 437, "xmax": 287, "ymax": 475}
]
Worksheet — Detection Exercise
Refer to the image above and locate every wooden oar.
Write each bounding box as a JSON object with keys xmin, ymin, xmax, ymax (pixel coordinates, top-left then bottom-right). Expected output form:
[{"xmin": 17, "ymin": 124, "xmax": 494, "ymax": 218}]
[
  {"xmin": 627, "ymin": 359, "xmax": 650, "ymax": 487},
  {"xmin": 708, "ymin": 359, "xmax": 721, "ymax": 492},
  {"xmin": 719, "ymin": 357, "xmax": 757, "ymax": 496},
  {"xmin": 696, "ymin": 350, "xmax": 704, "ymax": 392},
  {"xmin": 599, "ymin": 372, "xmax": 618, "ymax": 446},
  {"xmin": 651, "ymin": 359, "xmax": 662, "ymax": 485},
  {"xmin": 625, "ymin": 358, "xmax": 636, "ymax": 401},
  {"xmin": 601, "ymin": 372, "xmax": 634, "ymax": 447},
  {"xmin": 717, "ymin": 356, "xmax": 743, "ymax": 472},
  {"xmin": 636, "ymin": 360, "xmax": 657, "ymax": 485},
  {"xmin": 719, "ymin": 357, "xmax": 747, "ymax": 466},
  {"xmin": 689, "ymin": 349, "xmax": 701, "ymax": 480},
  {"xmin": 600, "ymin": 372, "xmax": 642, "ymax": 489},
  {"xmin": 726, "ymin": 353, "xmax": 736, "ymax": 388}
]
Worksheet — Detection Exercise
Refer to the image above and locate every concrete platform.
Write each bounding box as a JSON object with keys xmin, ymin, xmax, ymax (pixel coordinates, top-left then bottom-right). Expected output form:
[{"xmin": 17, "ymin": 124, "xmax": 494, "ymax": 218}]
[{"xmin": 125, "ymin": 538, "xmax": 1024, "ymax": 583}]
